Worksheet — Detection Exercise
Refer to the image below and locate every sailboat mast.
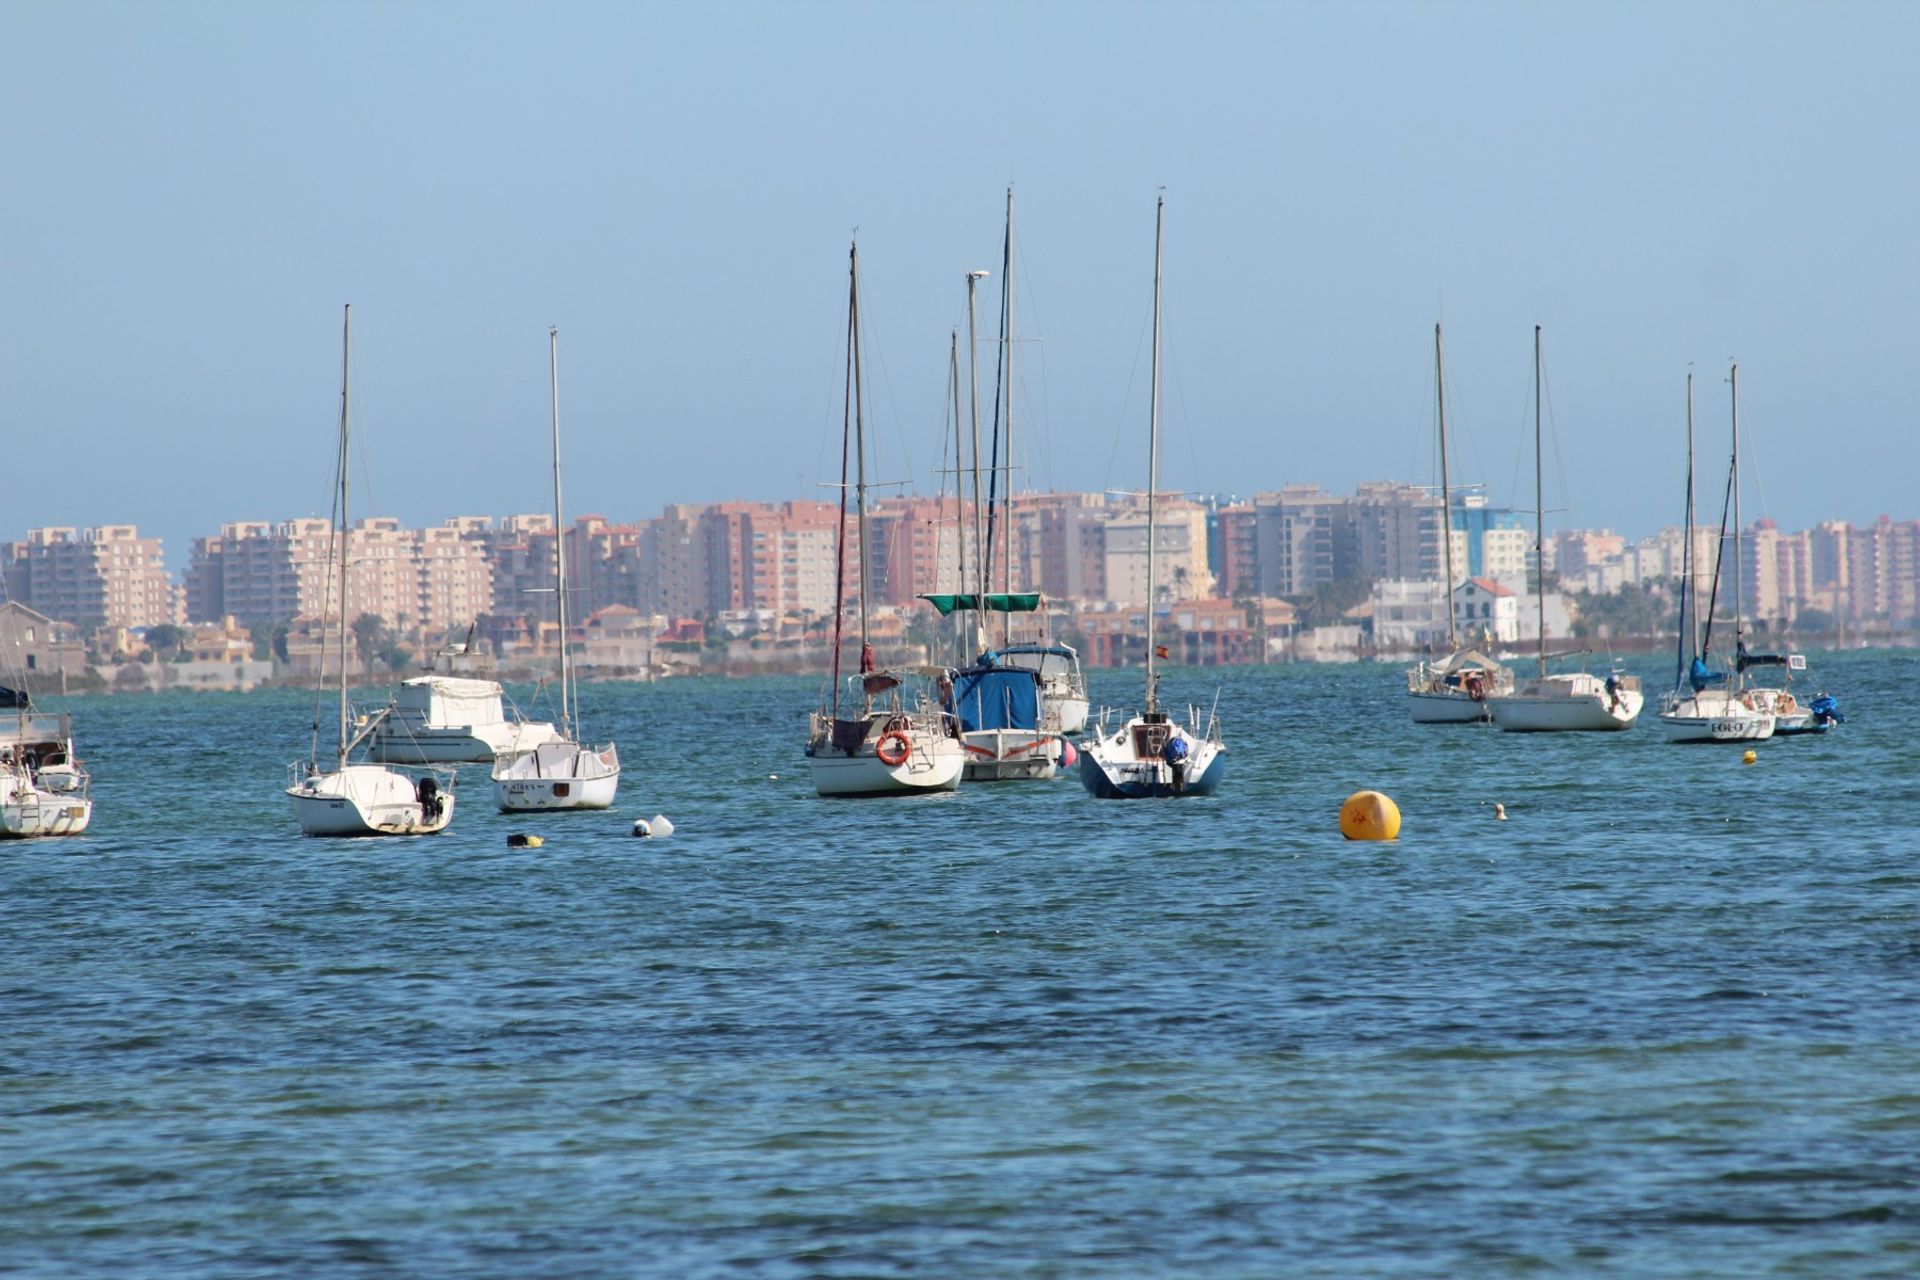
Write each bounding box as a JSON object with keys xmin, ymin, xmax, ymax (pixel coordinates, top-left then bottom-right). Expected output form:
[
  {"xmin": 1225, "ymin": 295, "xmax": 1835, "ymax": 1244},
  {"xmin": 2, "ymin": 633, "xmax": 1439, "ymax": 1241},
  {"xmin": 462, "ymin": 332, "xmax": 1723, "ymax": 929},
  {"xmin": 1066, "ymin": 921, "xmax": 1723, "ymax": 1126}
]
[
  {"xmin": 1730, "ymin": 363, "xmax": 1743, "ymax": 663},
  {"xmin": 1001, "ymin": 187, "xmax": 1016, "ymax": 649},
  {"xmin": 550, "ymin": 326, "xmax": 572, "ymax": 741},
  {"xmin": 965, "ymin": 269, "xmax": 988, "ymax": 656},
  {"xmin": 1532, "ymin": 324, "xmax": 1546, "ymax": 679},
  {"xmin": 1685, "ymin": 371, "xmax": 1699, "ymax": 666},
  {"xmin": 1436, "ymin": 323, "xmax": 1456, "ymax": 651},
  {"xmin": 1144, "ymin": 195, "xmax": 1164, "ymax": 713},
  {"xmin": 949, "ymin": 329, "xmax": 967, "ymax": 652},
  {"xmin": 336, "ymin": 303, "xmax": 352, "ymax": 771},
  {"xmin": 851, "ymin": 245, "xmax": 870, "ymax": 656}
]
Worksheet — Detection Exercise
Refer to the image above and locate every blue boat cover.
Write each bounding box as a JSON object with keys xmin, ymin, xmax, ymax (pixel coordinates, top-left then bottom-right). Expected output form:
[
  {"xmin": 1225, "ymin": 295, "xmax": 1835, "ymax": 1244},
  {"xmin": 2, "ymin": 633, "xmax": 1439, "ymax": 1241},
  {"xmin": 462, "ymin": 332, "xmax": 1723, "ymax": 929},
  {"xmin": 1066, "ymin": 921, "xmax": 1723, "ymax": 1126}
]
[
  {"xmin": 949, "ymin": 666, "xmax": 1041, "ymax": 733},
  {"xmin": 1688, "ymin": 657, "xmax": 1728, "ymax": 693}
]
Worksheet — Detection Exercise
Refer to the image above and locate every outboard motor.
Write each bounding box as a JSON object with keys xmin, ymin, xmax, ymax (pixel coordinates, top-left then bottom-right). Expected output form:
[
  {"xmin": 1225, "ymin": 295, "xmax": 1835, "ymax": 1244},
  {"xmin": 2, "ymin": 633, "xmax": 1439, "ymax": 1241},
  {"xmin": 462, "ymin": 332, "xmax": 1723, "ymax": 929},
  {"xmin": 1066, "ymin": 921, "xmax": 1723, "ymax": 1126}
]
[
  {"xmin": 1161, "ymin": 734, "xmax": 1190, "ymax": 794},
  {"xmin": 416, "ymin": 775, "xmax": 443, "ymax": 821},
  {"xmin": 1810, "ymin": 694, "xmax": 1843, "ymax": 726}
]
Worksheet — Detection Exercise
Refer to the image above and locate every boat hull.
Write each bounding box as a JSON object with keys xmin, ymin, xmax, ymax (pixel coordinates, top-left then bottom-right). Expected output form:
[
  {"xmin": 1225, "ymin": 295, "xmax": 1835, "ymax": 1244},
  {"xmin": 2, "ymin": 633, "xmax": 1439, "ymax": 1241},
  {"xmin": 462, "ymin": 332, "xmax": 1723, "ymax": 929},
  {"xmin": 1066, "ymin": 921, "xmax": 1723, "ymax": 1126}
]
[
  {"xmin": 1051, "ymin": 696, "xmax": 1090, "ymax": 736},
  {"xmin": 1078, "ymin": 718, "xmax": 1224, "ymax": 799},
  {"xmin": 961, "ymin": 728, "xmax": 1059, "ymax": 782},
  {"xmin": 0, "ymin": 788, "xmax": 92, "ymax": 838},
  {"xmin": 1655, "ymin": 710, "xmax": 1776, "ymax": 743},
  {"xmin": 492, "ymin": 742, "xmax": 621, "ymax": 812},
  {"xmin": 1490, "ymin": 691, "xmax": 1643, "ymax": 732},
  {"xmin": 1407, "ymin": 689, "xmax": 1493, "ymax": 724},
  {"xmin": 372, "ymin": 723, "xmax": 560, "ymax": 765},
  {"xmin": 809, "ymin": 736, "xmax": 964, "ymax": 797},
  {"xmin": 286, "ymin": 764, "xmax": 454, "ymax": 837}
]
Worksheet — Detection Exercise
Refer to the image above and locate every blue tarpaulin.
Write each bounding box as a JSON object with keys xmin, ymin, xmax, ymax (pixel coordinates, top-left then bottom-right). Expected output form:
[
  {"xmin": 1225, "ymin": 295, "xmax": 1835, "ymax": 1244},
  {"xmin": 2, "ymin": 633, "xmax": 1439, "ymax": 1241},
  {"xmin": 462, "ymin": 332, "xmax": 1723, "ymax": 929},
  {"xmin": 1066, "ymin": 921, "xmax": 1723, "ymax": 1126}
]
[{"xmin": 949, "ymin": 666, "xmax": 1041, "ymax": 733}]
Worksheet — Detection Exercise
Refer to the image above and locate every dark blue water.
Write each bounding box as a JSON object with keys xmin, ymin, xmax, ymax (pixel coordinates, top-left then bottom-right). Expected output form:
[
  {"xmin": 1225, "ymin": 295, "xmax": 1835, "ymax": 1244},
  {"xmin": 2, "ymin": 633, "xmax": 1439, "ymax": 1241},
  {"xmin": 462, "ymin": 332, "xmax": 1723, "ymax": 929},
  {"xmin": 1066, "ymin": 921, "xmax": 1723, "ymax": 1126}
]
[{"xmin": 5, "ymin": 653, "xmax": 1918, "ymax": 1276}]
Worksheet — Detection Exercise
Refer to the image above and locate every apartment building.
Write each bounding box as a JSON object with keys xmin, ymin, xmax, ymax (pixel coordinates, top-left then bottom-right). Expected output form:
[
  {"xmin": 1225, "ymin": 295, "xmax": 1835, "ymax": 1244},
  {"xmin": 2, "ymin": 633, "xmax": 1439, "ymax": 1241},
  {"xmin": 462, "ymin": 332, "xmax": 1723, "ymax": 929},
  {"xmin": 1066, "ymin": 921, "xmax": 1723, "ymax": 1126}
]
[{"xmin": 2, "ymin": 525, "xmax": 176, "ymax": 629}]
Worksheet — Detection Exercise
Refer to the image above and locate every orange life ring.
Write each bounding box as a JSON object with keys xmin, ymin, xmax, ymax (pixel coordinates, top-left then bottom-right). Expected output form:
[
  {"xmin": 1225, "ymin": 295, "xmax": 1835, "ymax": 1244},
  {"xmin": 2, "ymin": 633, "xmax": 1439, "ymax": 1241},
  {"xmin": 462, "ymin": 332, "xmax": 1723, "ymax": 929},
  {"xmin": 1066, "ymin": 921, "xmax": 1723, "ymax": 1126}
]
[{"xmin": 875, "ymin": 731, "xmax": 912, "ymax": 767}]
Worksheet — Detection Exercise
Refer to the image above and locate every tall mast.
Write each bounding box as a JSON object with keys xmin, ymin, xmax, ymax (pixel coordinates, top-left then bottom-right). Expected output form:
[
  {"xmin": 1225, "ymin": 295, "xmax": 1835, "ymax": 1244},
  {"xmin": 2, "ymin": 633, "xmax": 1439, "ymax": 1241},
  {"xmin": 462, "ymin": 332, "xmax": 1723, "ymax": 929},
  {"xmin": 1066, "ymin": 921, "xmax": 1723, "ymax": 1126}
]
[
  {"xmin": 965, "ymin": 269, "xmax": 989, "ymax": 657},
  {"xmin": 1436, "ymin": 322, "xmax": 1456, "ymax": 651},
  {"xmin": 1000, "ymin": 186, "xmax": 1016, "ymax": 648},
  {"xmin": 550, "ymin": 326, "xmax": 572, "ymax": 741},
  {"xmin": 336, "ymin": 303, "xmax": 352, "ymax": 770},
  {"xmin": 948, "ymin": 329, "xmax": 966, "ymax": 645},
  {"xmin": 1532, "ymin": 324, "xmax": 1546, "ymax": 679},
  {"xmin": 1144, "ymin": 195, "xmax": 1164, "ymax": 713},
  {"xmin": 1730, "ymin": 363, "xmax": 1743, "ymax": 669},
  {"xmin": 1685, "ymin": 371, "xmax": 1699, "ymax": 665},
  {"xmin": 851, "ymin": 244, "xmax": 870, "ymax": 657}
]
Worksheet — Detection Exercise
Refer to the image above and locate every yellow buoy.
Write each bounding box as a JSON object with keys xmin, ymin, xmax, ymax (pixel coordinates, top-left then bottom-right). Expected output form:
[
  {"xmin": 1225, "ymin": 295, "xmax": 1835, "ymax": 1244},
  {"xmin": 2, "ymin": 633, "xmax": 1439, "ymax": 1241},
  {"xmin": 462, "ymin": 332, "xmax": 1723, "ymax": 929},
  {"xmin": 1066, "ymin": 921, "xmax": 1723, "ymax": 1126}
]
[
  {"xmin": 1340, "ymin": 790, "xmax": 1401, "ymax": 841},
  {"xmin": 1741, "ymin": 749, "xmax": 1757, "ymax": 765}
]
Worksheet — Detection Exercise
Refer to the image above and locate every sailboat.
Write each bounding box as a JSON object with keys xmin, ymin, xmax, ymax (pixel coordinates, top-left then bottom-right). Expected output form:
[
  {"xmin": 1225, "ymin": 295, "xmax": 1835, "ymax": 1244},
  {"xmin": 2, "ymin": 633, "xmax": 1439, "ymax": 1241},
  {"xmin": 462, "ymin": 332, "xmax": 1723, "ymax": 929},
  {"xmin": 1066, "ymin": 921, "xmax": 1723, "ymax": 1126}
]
[
  {"xmin": 0, "ymin": 620, "xmax": 92, "ymax": 839},
  {"xmin": 491, "ymin": 328, "xmax": 621, "ymax": 811},
  {"xmin": 1487, "ymin": 326, "xmax": 1643, "ymax": 733},
  {"xmin": 286, "ymin": 305, "xmax": 457, "ymax": 836},
  {"xmin": 922, "ymin": 191, "xmax": 1063, "ymax": 781},
  {"xmin": 1406, "ymin": 322, "xmax": 1514, "ymax": 722},
  {"xmin": 1723, "ymin": 367, "xmax": 1842, "ymax": 737},
  {"xmin": 807, "ymin": 241, "xmax": 966, "ymax": 797},
  {"xmin": 1079, "ymin": 196, "xmax": 1225, "ymax": 798},
  {"xmin": 1657, "ymin": 369, "xmax": 1774, "ymax": 742}
]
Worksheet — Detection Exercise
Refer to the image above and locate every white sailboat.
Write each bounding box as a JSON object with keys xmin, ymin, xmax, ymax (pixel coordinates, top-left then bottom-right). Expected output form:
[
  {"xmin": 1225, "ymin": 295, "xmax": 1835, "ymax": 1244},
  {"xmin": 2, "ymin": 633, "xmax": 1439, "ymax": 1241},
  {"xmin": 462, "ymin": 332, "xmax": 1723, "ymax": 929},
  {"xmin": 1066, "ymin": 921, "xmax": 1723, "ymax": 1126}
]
[
  {"xmin": 807, "ymin": 241, "xmax": 966, "ymax": 797},
  {"xmin": 1079, "ymin": 196, "xmax": 1225, "ymax": 798},
  {"xmin": 1657, "ymin": 369, "xmax": 1774, "ymax": 743},
  {"xmin": 0, "ymin": 670, "xmax": 92, "ymax": 839},
  {"xmin": 944, "ymin": 192, "xmax": 1060, "ymax": 782},
  {"xmin": 1407, "ymin": 322, "xmax": 1514, "ymax": 723},
  {"xmin": 1488, "ymin": 326, "xmax": 1643, "ymax": 733},
  {"xmin": 491, "ymin": 329, "xmax": 621, "ymax": 812},
  {"xmin": 1723, "ymin": 366, "xmax": 1840, "ymax": 737},
  {"xmin": 286, "ymin": 305, "xmax": 457, "ymax": 837}
]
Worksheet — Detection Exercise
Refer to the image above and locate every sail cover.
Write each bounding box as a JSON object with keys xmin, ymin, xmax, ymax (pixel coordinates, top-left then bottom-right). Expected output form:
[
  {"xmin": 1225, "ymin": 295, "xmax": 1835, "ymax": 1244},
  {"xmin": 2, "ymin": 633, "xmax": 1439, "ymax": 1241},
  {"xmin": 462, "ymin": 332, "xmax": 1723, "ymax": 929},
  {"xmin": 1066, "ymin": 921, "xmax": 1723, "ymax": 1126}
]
[
  {"xmin": 917, "ymin": 592, "xmax": 1043, "ymax": 616},
  {"xmin": 0, "ymin": 684, "xmax": 28, "ymax": 709},
  {"xmin": 949, "ymin": 666, "xmax": 1041, "ymax": 733}
]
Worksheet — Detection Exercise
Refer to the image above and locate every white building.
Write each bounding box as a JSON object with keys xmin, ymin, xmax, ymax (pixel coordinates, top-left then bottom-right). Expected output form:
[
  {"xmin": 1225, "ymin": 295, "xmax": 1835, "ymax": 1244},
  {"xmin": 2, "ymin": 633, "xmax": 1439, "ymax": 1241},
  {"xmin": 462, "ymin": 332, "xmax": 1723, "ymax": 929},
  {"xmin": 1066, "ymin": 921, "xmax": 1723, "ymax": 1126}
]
[{"xmin": 1453, "ymin": 577, "xmax": 1521, "ymax": 645}]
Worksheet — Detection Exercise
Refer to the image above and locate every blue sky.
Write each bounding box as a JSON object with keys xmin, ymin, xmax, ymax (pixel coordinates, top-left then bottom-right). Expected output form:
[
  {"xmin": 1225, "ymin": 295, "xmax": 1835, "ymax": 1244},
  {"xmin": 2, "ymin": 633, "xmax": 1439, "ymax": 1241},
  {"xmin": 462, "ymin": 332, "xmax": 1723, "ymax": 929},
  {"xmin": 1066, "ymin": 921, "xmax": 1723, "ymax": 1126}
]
[{"xmin": 4, "ymin": 1, "xmax": 1914, "ymax": 568}]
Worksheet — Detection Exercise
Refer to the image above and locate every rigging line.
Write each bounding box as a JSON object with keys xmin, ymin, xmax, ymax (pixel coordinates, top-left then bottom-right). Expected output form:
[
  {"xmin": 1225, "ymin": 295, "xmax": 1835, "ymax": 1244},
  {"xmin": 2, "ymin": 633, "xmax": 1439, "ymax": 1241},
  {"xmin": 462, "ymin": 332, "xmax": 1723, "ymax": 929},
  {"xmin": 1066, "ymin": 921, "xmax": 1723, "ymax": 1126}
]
[
  {"xmin": 1011, "ymin": 223, "xmax": 1056, "ymax": 496},
  {"xmin": 1161, "ymin": 304, "xmax": 1204, "ymax": 511},
  {"xmin": 1102, "ymin": 306, "xmax": 1153, "ymax": 508},
  {"xmin": 982, "ymin": 218, "xmax": 1012, "ymax": 593},
  {"xmin": 853, "ymin": 268, "xmax": 920, "ymax": 500}
]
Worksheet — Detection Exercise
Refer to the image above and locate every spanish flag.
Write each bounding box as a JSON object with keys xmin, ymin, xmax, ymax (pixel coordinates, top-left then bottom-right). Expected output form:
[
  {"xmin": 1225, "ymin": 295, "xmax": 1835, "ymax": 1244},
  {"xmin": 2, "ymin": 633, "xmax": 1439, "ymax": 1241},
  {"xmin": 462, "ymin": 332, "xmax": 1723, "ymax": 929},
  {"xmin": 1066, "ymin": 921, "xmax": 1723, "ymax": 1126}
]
[{"xmin": 1154, "ymin": 644, "xmax": 1170, "ymax": 659}]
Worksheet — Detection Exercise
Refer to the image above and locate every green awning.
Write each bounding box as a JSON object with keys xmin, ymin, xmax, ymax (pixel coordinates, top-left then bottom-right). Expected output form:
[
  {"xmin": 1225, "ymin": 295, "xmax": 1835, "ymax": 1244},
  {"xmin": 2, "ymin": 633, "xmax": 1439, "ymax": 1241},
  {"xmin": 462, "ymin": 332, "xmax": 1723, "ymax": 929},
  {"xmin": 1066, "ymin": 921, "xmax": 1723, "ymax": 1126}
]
[{"xmin": 917, "ymin": 592, "xmax": 1044, "ymax": 616}]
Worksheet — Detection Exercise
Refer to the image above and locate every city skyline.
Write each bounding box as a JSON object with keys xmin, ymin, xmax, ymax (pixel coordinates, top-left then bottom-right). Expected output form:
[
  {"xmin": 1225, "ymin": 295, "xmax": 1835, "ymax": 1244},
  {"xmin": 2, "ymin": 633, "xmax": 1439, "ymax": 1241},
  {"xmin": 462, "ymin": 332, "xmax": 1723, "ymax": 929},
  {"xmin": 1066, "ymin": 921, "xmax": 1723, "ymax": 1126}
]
[
  {"xmin": 4, "ymin": 4, "xmax": 1915, "ymax": 568},
  {"xmin": 7, "ymin": 482, "xmax": 1914, "ymax": 641}
]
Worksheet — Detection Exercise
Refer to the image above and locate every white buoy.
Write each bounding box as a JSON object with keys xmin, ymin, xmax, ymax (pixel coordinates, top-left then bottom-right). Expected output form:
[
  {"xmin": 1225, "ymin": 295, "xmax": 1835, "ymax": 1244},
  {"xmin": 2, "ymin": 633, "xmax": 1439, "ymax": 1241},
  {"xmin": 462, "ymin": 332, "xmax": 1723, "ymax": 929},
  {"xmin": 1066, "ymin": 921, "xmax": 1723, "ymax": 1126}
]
[
  {"xmin": 632, "ymin": 818, "xmax": 652, "ymax": 837},
  {"xmin": 1494, "ymin": 803, "xmax": 1507, "ymax": 821},
  {"xmin": 649, "ymin": 814, "xmax": 674, "ymax": 838}
]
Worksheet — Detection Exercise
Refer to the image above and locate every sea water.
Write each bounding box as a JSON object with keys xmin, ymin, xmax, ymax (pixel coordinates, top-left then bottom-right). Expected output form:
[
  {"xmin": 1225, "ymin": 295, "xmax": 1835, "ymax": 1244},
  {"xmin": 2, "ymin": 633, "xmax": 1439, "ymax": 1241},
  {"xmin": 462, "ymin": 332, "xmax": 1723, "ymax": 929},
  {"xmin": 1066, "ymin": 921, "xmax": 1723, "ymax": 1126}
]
[{"xmin": 4, "ymin": 652, "xmax": 1917, "ymax": 1276}]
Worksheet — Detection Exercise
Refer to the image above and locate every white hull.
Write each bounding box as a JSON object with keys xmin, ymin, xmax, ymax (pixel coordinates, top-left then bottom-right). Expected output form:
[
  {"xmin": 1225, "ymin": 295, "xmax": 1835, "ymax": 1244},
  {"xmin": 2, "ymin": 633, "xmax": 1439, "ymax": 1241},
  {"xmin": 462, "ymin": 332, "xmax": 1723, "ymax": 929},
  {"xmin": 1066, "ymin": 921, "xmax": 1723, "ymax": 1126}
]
[
  {"xmin": 492, "ymin": 741, "xmax": 620, "ymax": 811},
  {"xmin": 1490, "ymin": 679, "xmax": 1643, "ymax": 733},
  {"xmin": 373, "ymin": 722, "xmax": 560, "ymax": 765},
  {"xmin": 0, "ymin": 713, "xmax": 92, "ymax": 838},
  {"xmin": 1079, "ymin": 715, "xmax": 1225, "ymax": 799},
  {"xmin": 286, "ymin": 763, "xmax": 454, "ymax": 837},
  {"xmin": 0, "ymin": 782, "xmax": 92, "ymax": 838},
  {"xmin": 809, "ymin": 731, "xmax": 964, "ymax": 797},
  {"xmin": 961, "ymin": 728, "xmax": 1059, "ymax": 781},
  {"xmin": 1050, "ymin": 695, "xmax": 1090, "ymax": 736},
  {"xmin": 1656, "ymin": 691, "xmax": 1775, "ymax": 743},
  {"xmin": 1407, "ymin": 688, "xmax": 1492, "ymax": 724}
]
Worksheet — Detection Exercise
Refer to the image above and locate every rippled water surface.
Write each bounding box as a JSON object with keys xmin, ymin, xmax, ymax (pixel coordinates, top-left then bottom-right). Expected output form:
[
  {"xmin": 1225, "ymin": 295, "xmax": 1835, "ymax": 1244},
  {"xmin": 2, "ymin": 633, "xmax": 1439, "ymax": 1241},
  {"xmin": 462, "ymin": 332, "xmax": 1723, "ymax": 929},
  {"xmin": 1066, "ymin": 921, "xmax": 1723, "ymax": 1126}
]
[{"xmin": 5, "ymin": 652, "xmax": 1918, "ymax": 1276}]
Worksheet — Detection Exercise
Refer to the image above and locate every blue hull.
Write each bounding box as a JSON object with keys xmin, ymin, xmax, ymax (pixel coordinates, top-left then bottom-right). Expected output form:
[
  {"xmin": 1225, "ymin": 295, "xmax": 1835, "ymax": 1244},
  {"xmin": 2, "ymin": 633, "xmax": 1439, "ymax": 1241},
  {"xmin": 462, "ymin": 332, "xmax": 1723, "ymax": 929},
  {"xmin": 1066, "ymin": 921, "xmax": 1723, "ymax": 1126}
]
[{"xmin": 1078, "ymin": 751, "xmax": 1223, "ymax": 799}]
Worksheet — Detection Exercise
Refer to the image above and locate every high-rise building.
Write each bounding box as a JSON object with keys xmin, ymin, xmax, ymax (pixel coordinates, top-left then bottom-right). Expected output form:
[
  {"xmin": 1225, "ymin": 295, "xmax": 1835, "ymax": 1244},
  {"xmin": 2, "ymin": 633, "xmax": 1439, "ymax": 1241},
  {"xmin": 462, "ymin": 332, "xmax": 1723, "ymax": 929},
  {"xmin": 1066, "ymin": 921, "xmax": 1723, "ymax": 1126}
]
[{"xmin": 3, "ymin": 526, "xmax": 176, "ymax": 629}]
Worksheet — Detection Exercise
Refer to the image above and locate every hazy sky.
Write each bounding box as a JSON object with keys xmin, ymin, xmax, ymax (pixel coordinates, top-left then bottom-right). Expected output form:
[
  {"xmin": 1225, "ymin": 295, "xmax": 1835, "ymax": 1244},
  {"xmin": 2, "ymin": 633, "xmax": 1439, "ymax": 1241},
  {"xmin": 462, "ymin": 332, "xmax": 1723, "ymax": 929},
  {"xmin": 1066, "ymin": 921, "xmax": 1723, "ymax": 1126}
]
[{"xmin": 4, "ymin": 2, "xmax": 1915, "ymax": 569}]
